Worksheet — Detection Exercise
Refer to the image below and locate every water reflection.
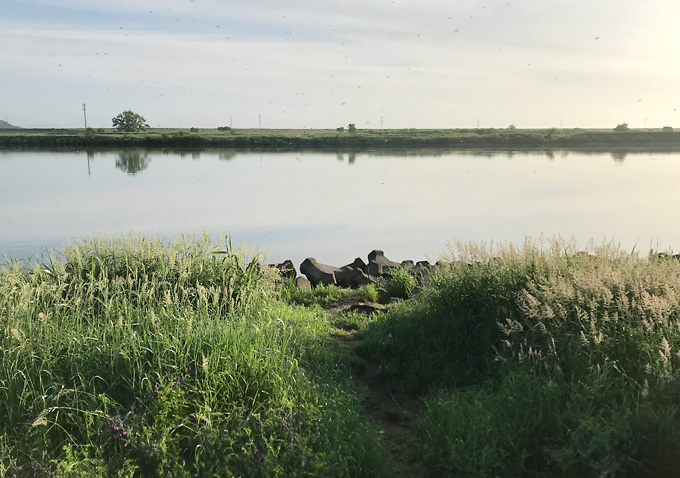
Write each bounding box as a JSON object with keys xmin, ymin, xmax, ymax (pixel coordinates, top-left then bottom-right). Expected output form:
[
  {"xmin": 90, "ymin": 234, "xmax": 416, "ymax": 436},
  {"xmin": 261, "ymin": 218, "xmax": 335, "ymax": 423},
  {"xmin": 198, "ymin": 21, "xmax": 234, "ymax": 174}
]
[
  {"xmin": 611, "ymin": 151, "xmax": 627, "ymax": 162},
  {"xmin": 3, "ymin": 148, "xmax": 680, "ymax": 268},
  {"xmin": 116, "ymin": 150, "xmax": 151, "ymax": 175}
]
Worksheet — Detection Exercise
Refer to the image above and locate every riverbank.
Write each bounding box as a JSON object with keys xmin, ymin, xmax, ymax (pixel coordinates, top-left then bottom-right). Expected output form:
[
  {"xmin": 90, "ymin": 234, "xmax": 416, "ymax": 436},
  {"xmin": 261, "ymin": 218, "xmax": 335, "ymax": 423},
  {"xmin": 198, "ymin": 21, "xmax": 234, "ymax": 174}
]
[
  {"xmin": 3, "ymin": 235, "xmax": 680, "ymax": 476},
  {"xmin": 2, "ymin": 127, "xmax": 680, "ymax": 150}
]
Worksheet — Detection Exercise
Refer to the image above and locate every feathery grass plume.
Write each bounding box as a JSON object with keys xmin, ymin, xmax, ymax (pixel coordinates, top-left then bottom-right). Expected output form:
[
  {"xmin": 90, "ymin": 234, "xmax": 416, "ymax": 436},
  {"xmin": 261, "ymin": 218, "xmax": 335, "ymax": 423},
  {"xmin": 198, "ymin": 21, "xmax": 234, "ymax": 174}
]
[
  {"xmin": 10, "ymin": 328, "xmax": 22, "ymax": 343},
  {"xmin": 0, "ymin": 232, "xmax": 386, "ymax": 476},
  {"xmin": 361, "ymin": 237, "xmax": 680, "ymax": 476}
]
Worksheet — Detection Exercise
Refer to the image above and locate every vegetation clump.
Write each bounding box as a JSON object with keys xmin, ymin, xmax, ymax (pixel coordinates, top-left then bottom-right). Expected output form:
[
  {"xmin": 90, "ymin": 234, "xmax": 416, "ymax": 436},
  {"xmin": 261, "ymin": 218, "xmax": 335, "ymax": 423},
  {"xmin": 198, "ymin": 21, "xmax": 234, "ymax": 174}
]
[
  {"xmin": 4, "ymin": 235, "xmax": 680, "ymax": 476},
  {"xmin": 360, "ymin": 239, "xmax": 680, "ymax": 476},
  {"xmin": 0, "ymin": 233, "xmax": 385, "ymax": 476},
  {"xmin": 112, "ymin": 110, "xmax": 149, "ymax": 132}
]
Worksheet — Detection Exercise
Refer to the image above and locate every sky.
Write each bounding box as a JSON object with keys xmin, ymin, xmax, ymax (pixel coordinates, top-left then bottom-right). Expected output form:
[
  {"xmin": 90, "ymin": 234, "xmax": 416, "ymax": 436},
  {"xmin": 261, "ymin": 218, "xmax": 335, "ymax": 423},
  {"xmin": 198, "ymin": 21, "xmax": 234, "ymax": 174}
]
[{"xmin": 2, "ymin": 0, "xmax": 680, "ymax": 129}]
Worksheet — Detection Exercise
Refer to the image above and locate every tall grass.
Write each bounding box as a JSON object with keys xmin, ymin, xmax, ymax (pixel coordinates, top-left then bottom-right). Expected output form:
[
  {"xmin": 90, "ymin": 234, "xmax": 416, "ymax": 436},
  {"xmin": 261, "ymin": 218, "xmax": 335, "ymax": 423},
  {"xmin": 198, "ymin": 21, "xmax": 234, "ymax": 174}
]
[
  {"xmin": 360, "ymin": 238, "xmax": 680, "ymax": 476},
  {"xmin": 0, "ymin": 233, "xmax": 385, "ymax": 476}
]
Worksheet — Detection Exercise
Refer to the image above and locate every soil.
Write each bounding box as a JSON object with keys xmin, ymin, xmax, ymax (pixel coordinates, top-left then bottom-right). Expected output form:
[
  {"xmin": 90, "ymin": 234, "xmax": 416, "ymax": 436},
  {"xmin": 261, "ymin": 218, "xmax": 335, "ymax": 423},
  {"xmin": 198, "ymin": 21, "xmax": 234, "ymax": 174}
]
[{"xmin": 324, "ymin": 300, "xmax": 420, "ymax": 475}]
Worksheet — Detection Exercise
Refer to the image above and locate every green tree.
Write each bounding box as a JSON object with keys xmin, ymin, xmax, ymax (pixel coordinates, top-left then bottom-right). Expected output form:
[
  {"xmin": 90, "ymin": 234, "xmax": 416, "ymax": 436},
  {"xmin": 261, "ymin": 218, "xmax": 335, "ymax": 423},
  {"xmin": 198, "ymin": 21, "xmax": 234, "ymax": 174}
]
[
  {"xmin": 614, "ymin": 123, "xmax": 629, "ymax": 132},
  {"xmin": 112, "ymin": 110, "xmax": 149, "ymax": 132}
]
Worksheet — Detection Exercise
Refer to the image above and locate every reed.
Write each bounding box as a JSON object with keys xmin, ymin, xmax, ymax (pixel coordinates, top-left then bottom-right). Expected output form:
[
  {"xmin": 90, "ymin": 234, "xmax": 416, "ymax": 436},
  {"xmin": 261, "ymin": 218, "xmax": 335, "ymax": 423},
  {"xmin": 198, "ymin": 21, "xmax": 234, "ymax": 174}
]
[
  {"xmin": 360, "ymin": 238, "xmax": 680, "ymax": 476},
  {"xmin": 0, "ymin": 233, "xmax": 385, "ymax": 476}
]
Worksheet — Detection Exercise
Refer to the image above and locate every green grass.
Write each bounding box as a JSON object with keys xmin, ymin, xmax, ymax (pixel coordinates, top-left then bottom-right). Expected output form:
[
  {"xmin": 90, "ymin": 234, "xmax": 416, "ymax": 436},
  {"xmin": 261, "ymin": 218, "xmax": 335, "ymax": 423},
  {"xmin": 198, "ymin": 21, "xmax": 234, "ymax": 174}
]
[
  {"xmin": 359, "ymin": 238, "xmax": 680, "ymax": 476},
  {"xmin": 0, "ymin": 233, "xmax": 386, "ymax": 477},
  {"xmin": 280, "ymin": 282, "xmax": 379, "ymax": 307},
  {"xmin": 2, "ymin": 127, "xmax": 680, "ymax": 150},
  {"xmin": 5, "ymin": 235, "xmax": 680, "ymax": 476}
]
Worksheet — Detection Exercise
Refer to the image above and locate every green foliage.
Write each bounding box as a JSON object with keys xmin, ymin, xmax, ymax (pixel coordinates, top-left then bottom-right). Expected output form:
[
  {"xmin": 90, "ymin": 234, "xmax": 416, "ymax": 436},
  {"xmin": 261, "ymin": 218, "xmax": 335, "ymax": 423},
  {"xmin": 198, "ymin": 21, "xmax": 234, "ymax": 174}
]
[
  {"xmin": 0, "ymin": 234, "xmax": 386, "ymax": 476},
  {"xmin": 347, "ymin": 123, "xmax": 357, "ymax": 132},
  {"xmin": 379, "ymin": 266, "xmax": 418, "ymax": 299},
  {"xmin": 112, "ymin": 110, "xmax": 149, "ymax": 132},
  {"xmin": 360, "ymin": 238, "xmax": 680, "ymax": 475},
  {"xmin": 281, "ymin": 282, "xmax": 379, "ymax": 307},
  {"xmin": 4, "ymin": 126, "xmax": 680, "ymax": 149},
  {"xmin": 336, "ymin": 126, "xmax": 344, "ymax": 132},
  {"xmin": 614, "ymin": 122, "xmax": 629, "ymax": 132},
  {"xmin": 190, "ymin": 127, "xmax": 199, "ymax": 133}
]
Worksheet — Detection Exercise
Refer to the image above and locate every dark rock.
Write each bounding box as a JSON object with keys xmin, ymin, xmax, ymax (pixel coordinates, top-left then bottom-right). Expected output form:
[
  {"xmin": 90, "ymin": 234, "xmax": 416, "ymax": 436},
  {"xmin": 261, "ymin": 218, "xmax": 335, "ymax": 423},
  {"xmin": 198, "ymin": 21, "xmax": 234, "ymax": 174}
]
[
  {"xmin": 295, "ymin": 276, "xmax": 311, "ymax": 290},
  {"xmin": 269, "ymin": 260, "xmax": 296, "ymax": 279},
  {"xmin": 300, "ymin": 258, "xmax": 340, "ymax": 286},
  {"xmin": 367, "ymin": 250, "xmax": 400, "ymax": 277},
  {"xmin": 335, "ymin": 267, "xmax": 376, "ymax": 288},
  {"xmin": 414, "ymin": 260, "xmax": 435, "ymax": 277},
  {"xmin": 342, "ymin": 257, "xmax": 368, "ymax": 274}
]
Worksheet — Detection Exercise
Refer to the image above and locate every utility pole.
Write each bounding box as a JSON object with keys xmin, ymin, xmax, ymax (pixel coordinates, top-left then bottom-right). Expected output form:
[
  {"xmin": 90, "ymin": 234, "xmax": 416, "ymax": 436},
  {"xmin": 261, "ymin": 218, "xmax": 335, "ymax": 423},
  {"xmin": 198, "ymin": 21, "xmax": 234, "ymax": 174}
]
[
  {"xmin": 82, "ymin": 103, "xmax": 87, "ymax": 129},
  {"xmin": 230, "ymin": 116, "xmax": 233, "ymax": 128}
]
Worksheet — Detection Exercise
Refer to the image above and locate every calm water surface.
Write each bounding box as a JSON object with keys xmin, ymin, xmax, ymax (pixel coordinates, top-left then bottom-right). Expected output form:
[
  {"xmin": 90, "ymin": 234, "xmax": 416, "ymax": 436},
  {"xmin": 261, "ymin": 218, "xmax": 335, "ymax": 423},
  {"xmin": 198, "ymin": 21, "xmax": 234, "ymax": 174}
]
[{"xmin": 2, "ymin": 149, "xmax": 680, "ymax": 268}]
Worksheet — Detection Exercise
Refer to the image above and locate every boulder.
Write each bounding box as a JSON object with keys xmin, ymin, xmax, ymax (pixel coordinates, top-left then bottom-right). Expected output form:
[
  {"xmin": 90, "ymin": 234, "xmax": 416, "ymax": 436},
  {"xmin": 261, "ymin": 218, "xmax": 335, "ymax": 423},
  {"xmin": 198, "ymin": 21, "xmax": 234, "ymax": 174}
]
[
  {"xmin": 269, "ymin": 260, "xmax": 296, "ymax": 279},
  {"xmin": 366, "ymin": 250, "xmax": 400, "ymax": 277},
  {"xmin": 300, "ymin": 258, "xmax": 340, "ymax": 286},
  {"xmin": 295, "ymin": 276, "xmax": 311, "ymax": 290},
  {"xmin": 343, "ymin": 257, "xmax": 368, "ymax": 274},
  {"xmin": 335, "ymin": 267, "xmax": 376, "ymax": 288},
  {"xmin": 415, "ymin": 260, "xmax": 435, "ymax": 274}
]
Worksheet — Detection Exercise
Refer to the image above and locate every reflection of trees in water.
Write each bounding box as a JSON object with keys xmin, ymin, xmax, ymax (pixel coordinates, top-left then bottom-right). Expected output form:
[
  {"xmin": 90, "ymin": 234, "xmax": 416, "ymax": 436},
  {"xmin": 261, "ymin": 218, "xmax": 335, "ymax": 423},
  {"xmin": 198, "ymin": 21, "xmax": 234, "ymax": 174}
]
[
  {"xmin": 116, "ymin": 151, "xmax": 151, "ymax": 175},
  {"xmin": 611, "ymin": 151, "xmax": 627, "ymax": 162},
  {"xmin": 334, "ymin": 153, "xmax": 357, "ymax": 164},
  {"xmin": 178, "ymin": 150, "xmax": 202, "ymax": 160},
  {"xmin": 219, "ymin": 151, "xmax": 236, "ymax": 161}
]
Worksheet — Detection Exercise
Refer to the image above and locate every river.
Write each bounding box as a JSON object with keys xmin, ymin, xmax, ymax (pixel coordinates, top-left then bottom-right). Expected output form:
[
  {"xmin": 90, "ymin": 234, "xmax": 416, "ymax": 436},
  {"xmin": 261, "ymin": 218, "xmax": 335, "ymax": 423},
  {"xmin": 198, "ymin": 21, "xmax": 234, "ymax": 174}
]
[{"xmin": 2, "ymin": 148, "xmax": 680, "ymax": 268}]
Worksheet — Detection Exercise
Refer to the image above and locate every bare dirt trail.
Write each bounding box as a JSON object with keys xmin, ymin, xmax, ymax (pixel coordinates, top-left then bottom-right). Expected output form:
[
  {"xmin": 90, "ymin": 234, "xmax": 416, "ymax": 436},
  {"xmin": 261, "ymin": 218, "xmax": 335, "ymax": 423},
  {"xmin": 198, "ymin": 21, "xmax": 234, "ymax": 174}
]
[{"xmin": 325, "ymin": 301, "xmax": 421, "ymax": 476}]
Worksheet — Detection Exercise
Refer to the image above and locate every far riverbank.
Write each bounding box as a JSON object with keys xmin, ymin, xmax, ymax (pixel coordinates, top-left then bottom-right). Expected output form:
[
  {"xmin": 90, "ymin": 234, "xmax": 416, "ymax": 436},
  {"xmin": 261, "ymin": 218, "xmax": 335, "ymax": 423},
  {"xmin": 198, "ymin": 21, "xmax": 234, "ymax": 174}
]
[{"xmin": 2, "ymin": 127, "xmax": 680, "ymax": 150}]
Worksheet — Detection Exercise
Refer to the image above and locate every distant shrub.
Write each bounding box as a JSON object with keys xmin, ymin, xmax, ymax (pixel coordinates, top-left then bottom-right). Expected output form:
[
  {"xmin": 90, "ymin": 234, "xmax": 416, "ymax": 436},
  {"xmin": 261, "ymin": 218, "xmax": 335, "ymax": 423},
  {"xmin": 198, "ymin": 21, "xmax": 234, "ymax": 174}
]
[
  {"xmin": 190, "ymin": 127, "xmax": 199, "ymax": 133},
  {"xmin": 217, "ymin": 126, "xmax": 232, "ymax": 132},
  {"xmin": 336, "ymin": 126, "xmax": 345, "ymax": 132},
  {"xmin": 614, "ymin": 123, "xmax": 629, "ymax": 132},
  {"xmin": 348, "ymin": 123, "xmax": 357, "ymax": 132},
  {"xmin": 662, "ymin": 126, "xmax": 673, "ymax": 132},
  {"xmin": 507, "ymin": 124, "xmax": 516, "ymax": 130}
]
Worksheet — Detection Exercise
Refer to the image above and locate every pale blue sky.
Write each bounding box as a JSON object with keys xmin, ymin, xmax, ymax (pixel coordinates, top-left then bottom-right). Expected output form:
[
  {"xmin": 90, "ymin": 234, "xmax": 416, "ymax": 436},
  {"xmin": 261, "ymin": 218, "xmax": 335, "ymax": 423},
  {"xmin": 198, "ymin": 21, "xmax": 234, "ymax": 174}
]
[{"xmin": 2, "ymin": 0, "xmax": 679, "ymax": 128}]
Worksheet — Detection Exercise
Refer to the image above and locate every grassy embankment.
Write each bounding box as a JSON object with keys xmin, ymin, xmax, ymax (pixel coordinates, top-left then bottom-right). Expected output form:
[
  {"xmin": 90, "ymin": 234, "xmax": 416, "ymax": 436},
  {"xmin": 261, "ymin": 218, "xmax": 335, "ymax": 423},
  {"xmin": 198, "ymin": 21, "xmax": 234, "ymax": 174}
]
[
  {"xmin": 3, "ymin": 235, "xmax": 680, "ymax": 476},
  {"xmin": 2, "ymin": 127, "xmax": 680, "ymax": 150}
]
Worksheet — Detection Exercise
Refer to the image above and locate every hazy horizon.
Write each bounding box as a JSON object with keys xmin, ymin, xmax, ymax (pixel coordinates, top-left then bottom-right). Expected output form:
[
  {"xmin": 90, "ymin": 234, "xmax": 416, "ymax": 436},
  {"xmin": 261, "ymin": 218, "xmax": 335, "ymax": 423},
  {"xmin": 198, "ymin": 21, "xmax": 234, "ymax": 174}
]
[{"xmin": 3, "ymin": 0, "xmax": 679, "ymax": 130}]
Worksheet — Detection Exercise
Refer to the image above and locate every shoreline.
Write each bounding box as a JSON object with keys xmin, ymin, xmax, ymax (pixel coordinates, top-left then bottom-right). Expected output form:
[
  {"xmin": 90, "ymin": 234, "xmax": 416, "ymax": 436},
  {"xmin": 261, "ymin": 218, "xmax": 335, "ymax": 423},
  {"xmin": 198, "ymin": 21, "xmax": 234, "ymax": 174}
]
[{"xmin": 2, "ymin": 127, "xmax": 680, "ymax": 150}]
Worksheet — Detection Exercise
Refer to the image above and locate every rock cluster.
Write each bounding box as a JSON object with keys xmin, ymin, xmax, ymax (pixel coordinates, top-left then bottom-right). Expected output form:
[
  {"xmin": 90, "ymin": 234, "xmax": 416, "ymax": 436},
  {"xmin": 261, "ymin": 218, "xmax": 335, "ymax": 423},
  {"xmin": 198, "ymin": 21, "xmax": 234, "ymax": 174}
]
[{"xmin": 268, "ymin": 250, "xmax": 436, "ymax": 288}]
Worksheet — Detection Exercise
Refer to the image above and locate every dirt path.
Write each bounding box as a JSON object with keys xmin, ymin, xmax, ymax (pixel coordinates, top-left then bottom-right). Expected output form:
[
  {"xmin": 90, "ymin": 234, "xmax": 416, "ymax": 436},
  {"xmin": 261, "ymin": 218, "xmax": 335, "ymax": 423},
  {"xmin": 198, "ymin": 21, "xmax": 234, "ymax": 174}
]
[{"xmin": 325, "ymin": 301, "xmax": 419, "ymax": 475}]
